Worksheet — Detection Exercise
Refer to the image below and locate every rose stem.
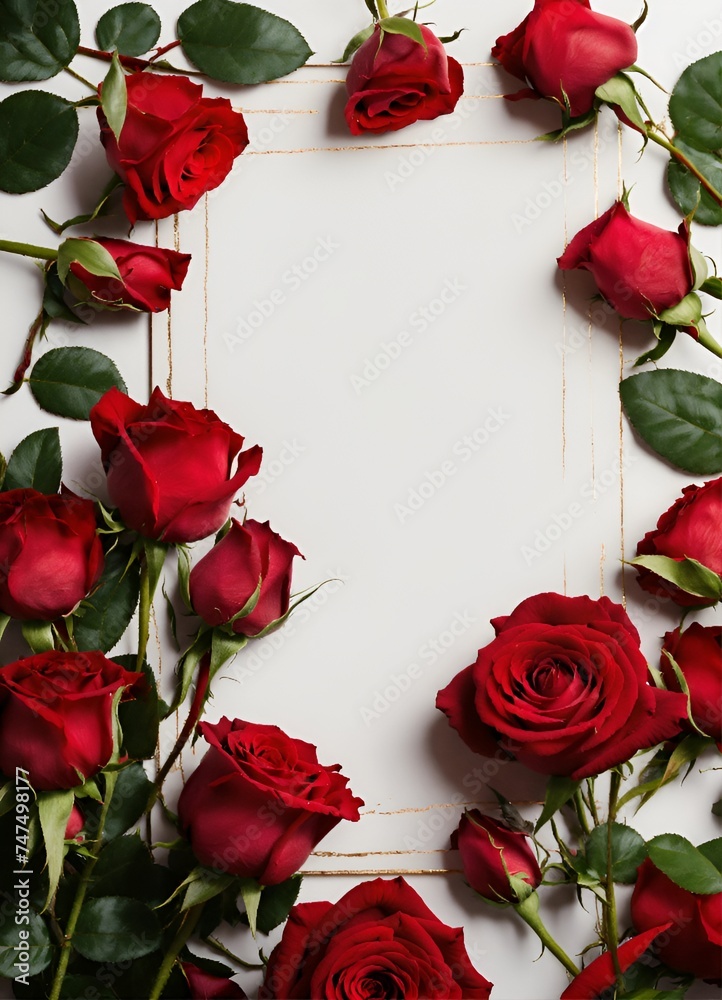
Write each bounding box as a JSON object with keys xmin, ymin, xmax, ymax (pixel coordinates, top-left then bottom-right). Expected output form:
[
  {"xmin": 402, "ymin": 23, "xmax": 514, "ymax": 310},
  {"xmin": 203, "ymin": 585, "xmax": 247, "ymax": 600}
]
[
  {"xmin": 48, "ymin": 772, "xmax": 118, "ymax": 1000},
  {"xmin": 376, "ymin": 0, "xmax": 390, "ymax": 18},
  {"xmin": 0, "ymin": 239, "xmax": 57, "ymax": 261},
  {"xmin": 75, "ymin": 42, "xmax": 187, "ymax": 75},
  {"xmin": 204, "ymin": 935, "xmax": 266, "ymax": 971},
  {"xmin": 695, "ymin": 327, "xmax": 722, "ymax": 360},
  {"xmin": 137, "ymin": 554, "xmax": 152, "ymax": 673},
  {"xmin": 645, "ymin": 127, "xmax": 722, "ymax": 208},
  {"xmin": 514, "ymin": 892, "xmax": 581, "ymax": 977},
  {"xmin": 63, "ymin": 65, "xmax": 97, "ymax": 92},
  {"xmin": 148, "ymin": 903, "xmax": 204, "ymax": 1000},
  {"xmin": 573, "ymin": 789, "xmax": 592, "ymax": 837},
  {"xmin": 603, "ymin": 771, "xmax": 624, "ymax": 988},
  {"xmin": 151, "ymin": 655, "xmax": 210, "ymax": 802},
  {"xmin": 6, "ymin": 310, "xmax": 44, "ymax": 392},
  {"xmin": 585, "ymin": 779, "xmax": 601, "ymax": 826}
]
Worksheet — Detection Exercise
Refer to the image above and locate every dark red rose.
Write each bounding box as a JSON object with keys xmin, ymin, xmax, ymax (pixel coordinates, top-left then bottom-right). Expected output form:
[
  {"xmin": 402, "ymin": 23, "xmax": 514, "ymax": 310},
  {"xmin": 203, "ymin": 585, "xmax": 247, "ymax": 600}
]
[
  {"xmin": 0, "ymin": 489, "xmax": 103, "ymax": 621},
  {"xmin": 99, "ymin": 73, "xmax": 249, "ymax": 224},
  {"xmin": 345, "ymin": 25, "xmax": 463, "ymax": 135},
  {"xmin": 560, "ymin": 924, "xmax": 673, "ymax": 999},
  {"xmin": 89, "ymin": 387, "xmax": 261, "ymax": 544},
  {"xmin": 632, "ymin": 856, "xmax": 722, "ymax": 982},
  {"xmin": 636, "ymin": 477, "xmax": 722, "ymax": 607},
  {"xmin": 437, "ymin": 593, "xmax": 687, "ymax": 780},
  {"xmin": 64, "ymin": 803, "xmax": 85, "ymax": 842},
  {"xmin": 492, "ymin": 0, "xmax": 637, "ymax": 117},
  {"xmin": 260, "ymin": 876, "xmax": 492, "ymax": 999},
  {"xmin": 661, "ymin": 624, "xmax": 722, "ymax": 744},
  {"xmin": 68, "ymin": 238, "xmax": 190, "ymax": 312},
  {"xmin": 0, "ymin": 651, "xmax": 142, "ymax": 790},
  {"xmin": 182, "ymin": 963, "xmax": 247, "ymax": 999},
  {"xmin": 189, "ymin": 519, "xmax": 302, "ymax": 637},
  {"xmin": 454, "ymin": 811, "xmax": 541, "ymax": 904},
  {"xmin": 178, "ymin": 718, "xmax": 363, "ymax": 885},
  {"xmin": 558, "ymin": 202, "xmax": 694, "ymax": 322}
]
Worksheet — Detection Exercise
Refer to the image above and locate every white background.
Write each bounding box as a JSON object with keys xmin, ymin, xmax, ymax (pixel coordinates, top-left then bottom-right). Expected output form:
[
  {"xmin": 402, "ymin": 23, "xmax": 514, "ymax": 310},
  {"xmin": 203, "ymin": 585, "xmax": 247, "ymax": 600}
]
[{"xmin": 1, "ymin": 1, "xmax": 721, "ymax": 997}]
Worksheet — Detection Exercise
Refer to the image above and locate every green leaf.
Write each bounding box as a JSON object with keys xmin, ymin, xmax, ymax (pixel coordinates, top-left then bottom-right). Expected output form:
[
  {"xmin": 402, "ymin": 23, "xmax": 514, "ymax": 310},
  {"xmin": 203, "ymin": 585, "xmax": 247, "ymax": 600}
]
[
  {"xmin": 115, "ymin": 655, "xmax": 160, "ymax": 760},
  {"xmin": 29, "ymin": 346, "xmax": 127, "ymax": 420},
  {"xmin": 37, "ymin": 789, "xmax": 74, "ymax": 909},
  {"xmin": 239, "ymin": 877, "xmax": 262, "ymax": 937},
  {"xmin": 698, "ymin": 837, "xmax": 722, "ymax": 874},
  {"xmin": 88, "ymin": 833, "xmax": 153, "ymax": 899},
  {"xmin": 58, "ymin": 977, "xmax": 117, "ymax": 999},
  {"xmin": 379, "ymin": 16, "xmax": 425, "ymax": 48},
  {"xmin": 178, "ymin": 0, "xmax": 312, "ymax": 85},
  {"xmin": 667, "ymin": 139, "xmax": 722, "ymax": 227},
  {"xmin": 5, "ymin": 427, "xmax": 61, "ymax": 492},
  {"xmin": 102, "ymin": 762, "xmax": 153, "ymax": 841},
  {"xmin": 630, "ymin": 555, "xmax": 722, "ymax": 601},
  {"xmin": 100, "ymin": 52, "xmax": 127, "ymax": 141},
  {"xmin": 0, "ymin": 907, "xmax": 52, "ymax": 976},
  {"xmin": 73, "ymin": 896, "xmax": 161, "ymax": 961},
  {"xmin": 57, "ymin": 238, "xmax": 121, "ymax": 285},
  {"xmin": 256, "ymin": 874, "xmax": 302, "ymax": 934},
  {"xmin": 74, "ymin": 544, "xmax": 140, "ymax": 654},
  {"xmin": 620, "ymin": 369, "xmax": 722, "ymax": 474},
  {"xmin": 334, "ymin": 24, "xmax": 374, "ymax": 63},
  {"xmin": 670, "ymin": 52, "xmax": 722, "ymax": 152},
  {"xmin": 584, "ymin": 823, "xmax": 647, "ymax": 884},
  {"xmin": 536, "ymin": 776, "xmax": 580, "ymax": 831},
  {"xmin": 647, "ymin": 833, "xmax": 722, "ymax": 894},
  {"xmin": 0, "ymin": 0, "xmax": 80, "ymax": 81},
  {"xmin": 21, "ymin": 620, "xmax": 54, "ymax": 651},
  {"xmin": 181, "ymin": 868, "xmax": 237, "ymax": 910},
  {"xmin": 96, "ymin": 3, "xmax": 161, "ymax": 56},
  {"xmin": 0, "ymin": 90, "xmax": 78, "ymax": 193}
]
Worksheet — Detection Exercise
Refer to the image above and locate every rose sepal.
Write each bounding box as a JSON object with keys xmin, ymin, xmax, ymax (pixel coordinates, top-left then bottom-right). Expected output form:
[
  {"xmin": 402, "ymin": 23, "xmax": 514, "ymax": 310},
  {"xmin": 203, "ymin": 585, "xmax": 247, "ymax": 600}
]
[
  {"xmin": 538, "ymin": 105, "xmax": 599, "ymax": 143},
  {"xmin": 37, "ymin": 789, "xmax": 75, "ymax": 909},
  {"xmin": 249, "ymin": 579, "xmax": 331, "ymax": 640},
  {"xmin": 334, "ymin": 24, "xmax": 375, "ymax": 63},
  {"xmin": 20, "ymin": 620, "xmax": 55, "ymax": 653},
  {"xmin": 100, "ymin": 51, "xmax": 127, "ymax": 142},
  {"xmin": 629, "ymin": 554, "xmax": 722, "ymax": 602},
  {"xmin": 41, "ymin": 177, "xmax": 123, "ymax": 237},
  {"xmin": 378, "ymin": 16, "xmax": 426, "ymax": 51},
  {"xmin": 595, "ymin": 72, "xmax": 649, "ymax": 136}
]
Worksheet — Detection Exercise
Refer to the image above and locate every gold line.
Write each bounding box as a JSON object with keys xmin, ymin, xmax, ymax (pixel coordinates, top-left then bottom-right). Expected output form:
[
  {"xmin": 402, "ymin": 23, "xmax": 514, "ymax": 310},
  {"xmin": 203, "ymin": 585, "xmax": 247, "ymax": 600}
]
[
  {"xmin": 312, "ymin": 849, "xmax": 452, "ymax": 858},
  {"xmin": 259, "ymin": 77, "xmax": 347, "ymax": 85},
  {"xmin": 373, "ymin": 799, "xmax": 541, "ymax": 816},
  {"xmin": 203, "ymin": 195, "xmax": 209, "ymax": 408},
  {"xmin": 619, "ymin": 321, "xmax": 626, "ymax": 605},
  {"xmin": 462, "ymin": 94, "xmax": 504, "ymax": 100},
  {"xmin": 234, "ymin": 107, "xmax": 319, "ymax": 114},
  {"xmin": 247, "ymin": 138, "xmax": 535, "ymax": 156},
  {"xmin": 304, "ymin": 60, "xmax": 495, "ymax": 68},
  {"xmin": 300, "ymin": 869, "xmax": 460, "ymax": 877}
]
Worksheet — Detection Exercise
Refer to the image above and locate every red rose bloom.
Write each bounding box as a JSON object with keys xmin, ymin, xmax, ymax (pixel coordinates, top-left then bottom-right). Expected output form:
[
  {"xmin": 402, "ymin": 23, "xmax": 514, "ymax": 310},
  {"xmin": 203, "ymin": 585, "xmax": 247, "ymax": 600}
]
[
  {"xmin": 0, "ymin": 488, "xmax": 103, "ymax": 621},
  {"xmin": 493, "ymin": 0, "xmax": 638, "ymax": 117},
  {"xmin": 0, "ymin": 651, "xmax": 142, "ymax": 790},
  {"xmin": 182, "ymin": 964, "xmax": 247, "ymax": 999},
  {"xmin": 345, "ymin": 25, "xmax": 463, "ymax": 135},
  {"xmin": 661, "ymin": 624, "xmax": 722, "ymax": 743},
  {"xmin": 189, "ymin": 519, "xmax": 302, "ymax": 637},
  {"xmin": 90, "ymin": 387, "xmax": 261, "ymax": 544},
  {"xmin": 454, "ymin": 811, "xmax": 541, "ymax": 904},
  {"xmin": 99, "ymin": 73, "xmax": 249, "ymax": 224},
  {"xmin": 437, "ymin": 593, "xmax": 687, "ymax": 780},
  {"xmin": 68, "ymin": 238, "xmax": 190, "ymax": 312},
  {"xmin": 632, "ymin": 857, "xmax": 722, "ymax": 981},
  {"xmin": 260, "ymin": 877, "xmax": 492, "ymax": 999},
  {"xmin": 178, "ymin": 718, "xmax": 363, "ymax": 886},
  {"xmin": 560, "ymin": 924, "xmax": 673, "ymax": 999},
  {"xmin": 636, "ymin": 477, "xmax": 722, "ymax": 607},
  {"xmin": 558, "ymin": 202, "xmax": 694, "ymax": 322}
]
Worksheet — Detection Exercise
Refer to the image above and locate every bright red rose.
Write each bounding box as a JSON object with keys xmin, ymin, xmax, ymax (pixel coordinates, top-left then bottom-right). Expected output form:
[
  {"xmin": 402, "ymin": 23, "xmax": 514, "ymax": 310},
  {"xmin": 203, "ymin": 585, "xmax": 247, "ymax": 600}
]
[
  {"xmin": 636, "ymin": 477, "xmax": 722, "ymax": 607},
  {"xmin": 68, "ymin": 238, "xmax": 190, "ymax": 312},
  {"xmin": 558, "ymin": 202, "xmax": 694, "ymax": 322},
  {"xmin": 0, "ymin": 651, "xmax": 142, "ymax": 790},
  {"xmin": 189, "ymin": 519, "xmax": 302, "ymax": 637},
  {"xmin": 437, "ymin": 593, "xmax": 687, "ymax": 780},
  {"xmin": 260, "ymin": 877, "xmax": 493, "ymax": 999},
  {"xmin": 492, "ymin": 0, "xmax": 637, "ymax": 118},
  {"xmin": 99, "ymin": 73, "xmax": 249, "ymax": 224},
  {"xmin": 661, "ymin": 624, "xmax": 722, "ymax": 743},
  {"xmin": 90, "ymin": 387, "xmax": 261, "ymax": 544},
  {"xmin": 632, "ymin": 856, "xmax": 722, "ymax": 982},
  {"xmin": 178, "ymin": 718, "xmax": 363, "ymax": 886},
  {"xmin": 454, "ymin": 811, "xmax": 541, "ymax": 904},
  {"xmin": 0, "ymin": 489, "xmax": 103, "ymax": 621},
  {"xmin": 345, "ymin": 25, "xmax": 463, "ymax": 135},
  {"xmin": 560, "ymin": 924, "xmax": 673, "ymax": 999},
  {"xmin": 182, "ymin": 963, "xmax": 247, "ymax": 999}
]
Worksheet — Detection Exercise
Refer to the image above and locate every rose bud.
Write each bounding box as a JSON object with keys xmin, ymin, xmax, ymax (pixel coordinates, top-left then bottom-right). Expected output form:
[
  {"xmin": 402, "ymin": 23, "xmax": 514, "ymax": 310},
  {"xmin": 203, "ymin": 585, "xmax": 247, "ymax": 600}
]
[
  {"xmin": 0, "ymin": 489, "xmax": 103, "ymax": 621},
  {"xmin": 635, "ymin": 477, "xmax": 722, "ymax": 607},
  {"xmin": 558, "ymin": 201, "xmax": 695, "ymax": 323},
  {"xmin": 67, "ymin": 238, "xmax": 191, "ymax": 313},
  {"xmin": 492, "ymin": 0, "xmax": 637, "ymax": 118},
  {"xmin": 632, "ymin": 857, "xmax": 722, "ymax": 982},
  {"xmin": 89, "ymin": 386, "xmax": 262, "ymax": 544},
  {"xmin": 0, "ymin": 651, "xmax": 143, "ymax": 790},
  {"xmin": 99, "ymin": 73, "xmax": 249, "ymax": 224},
  {"xmin": 260, "ymin": 876, "xmax": 493, "ymax": 999},
  {"xmin": 661, "ymin": 625, "xmax": 722, "ymax": 744},
  {"xmin": 437, "ymin": 593, "xmax": 688, "ymax": 780},
  {"xmin": 189, "ymin": 519, "xmax": 302, "ymax": 637},
  {"xmin": 182, "ymin": 963, "xmax": 248, "ymax": 999},
  {"xmin": 454, "ymin": 811, "xmax": 541, "ymax": 904},
  {"xmin": 560, "ymin": 924, "xmax": 673, "ymax": 1000},
  {"xmin": 345, "ymin": 25, "xmax": 463, "ymax": 135},
  {"xmin": 178, "ymin": 718, "xmax": 363, "ymax": 885},
  {"xmin": 65, "ymin": 803, "xmax": 85, "ymax": 842}
]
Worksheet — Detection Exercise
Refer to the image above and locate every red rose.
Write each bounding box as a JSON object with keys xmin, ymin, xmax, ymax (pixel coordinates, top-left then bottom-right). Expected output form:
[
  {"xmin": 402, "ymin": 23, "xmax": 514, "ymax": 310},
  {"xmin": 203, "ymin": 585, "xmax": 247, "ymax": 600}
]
[
  {"xmin": 64, "ymin": 803, "xmax": 85, "ymax": 842},
  {"xmin": 189, "ymin": 519, "xmax": 302, "ymax": 637},
  {"xmin": 89, "ymin": 387, "xmax": 261, "ymax": 544},
  {"xmin": 260, "ymin": 877, "xmax": 492, "ymax": 999},
  {"xmin": 345, "ymin": 25, "xmax": 463, "ymax": 135},
  {"xmin": 0, "ymin": 488, "xmax": 103, "ymax": 621},
  {"xmin": 560, "ymin": 924, "xmax": 672, "ymax": 999},
  {"xmin": 558, "ymin": 202, "xmax": 694, "ymax": 322},
  {"xmin": 0, "ymin": 651, "xmax": 142, "ymax": 790},
  {"xmin": 631, "ymin": 857, "xmax": 722, "ymax": 981},
  {"xmin": 177, "ymin": 718, "xmax": 363, "ymax": 885},
  {"xmin": 68, "ymin": 238, "xmax": 190, "ymax": 313},
  {"xmin": 182, "ymin": 963, "xmax": 247, "ymax": 999},
  {"xmin": 99, "ymin": 73, "xmax": 249, "ymax": 224},
  {"xmin": 454, "ymin": 811, "xmax": 541, "ymax": 904},
  {"xmin": 636, "ymin": 477, "xmax": 722, "ymax": 607},
  {"xmin": 492, "ymin": 0, "xmax": 637, "ymax": 117},
  {"xmin": 661, "ymin": 625, "xmax": 722, "ymax": 743},
  {"xmin": 437, "ymin": 593, "xmax": 687, "ymax": 780}
]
